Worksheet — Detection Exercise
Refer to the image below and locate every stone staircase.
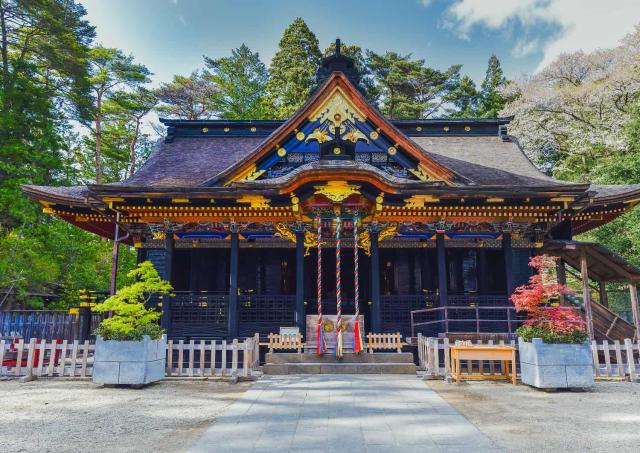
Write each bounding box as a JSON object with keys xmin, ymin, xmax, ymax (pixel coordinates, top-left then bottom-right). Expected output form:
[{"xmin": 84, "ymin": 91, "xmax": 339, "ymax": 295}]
[{"xmin": 263, "ymin": 352, "xmax": 417, "ymax": 375}]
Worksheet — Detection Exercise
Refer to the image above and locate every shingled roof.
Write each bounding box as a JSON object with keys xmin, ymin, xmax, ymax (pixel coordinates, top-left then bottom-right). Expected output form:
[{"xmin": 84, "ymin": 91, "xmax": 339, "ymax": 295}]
[{"xmin": 92, "ymin": 130, "xmax": 575, "ymax": 190}]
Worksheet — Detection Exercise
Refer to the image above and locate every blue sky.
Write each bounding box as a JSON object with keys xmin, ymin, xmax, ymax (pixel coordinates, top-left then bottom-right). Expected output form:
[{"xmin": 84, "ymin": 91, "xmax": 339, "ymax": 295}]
[{"xmin": 81, "ymin": 0, "xmax": 640, "ymax": 87}]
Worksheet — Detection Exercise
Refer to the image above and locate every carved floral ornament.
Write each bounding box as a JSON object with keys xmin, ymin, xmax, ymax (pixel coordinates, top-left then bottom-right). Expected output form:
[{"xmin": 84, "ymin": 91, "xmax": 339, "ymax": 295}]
[{"xmin": 314, "ymin": 181, "xmax": 361, "ymax": 203}]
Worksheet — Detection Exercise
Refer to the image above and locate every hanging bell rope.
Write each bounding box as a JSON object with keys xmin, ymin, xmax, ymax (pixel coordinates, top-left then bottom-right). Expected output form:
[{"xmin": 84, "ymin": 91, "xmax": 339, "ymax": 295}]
[
  {"xmin": 353, "ymin": 215, "xmax": 364, "ymax": 353},
  {"xmin": 335, "ymin": 216, "xmax": 344, "ymax": 358},
  {"xmin": 316, "ymin": 215, "xmax": 326, "ymax": 355}
]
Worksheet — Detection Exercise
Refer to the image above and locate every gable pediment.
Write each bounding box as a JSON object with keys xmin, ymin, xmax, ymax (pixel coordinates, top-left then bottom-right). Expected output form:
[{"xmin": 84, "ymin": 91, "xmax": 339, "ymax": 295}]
[{"xmin": 214, "ymin": 72, "xmax": 463, "ymax": 188}]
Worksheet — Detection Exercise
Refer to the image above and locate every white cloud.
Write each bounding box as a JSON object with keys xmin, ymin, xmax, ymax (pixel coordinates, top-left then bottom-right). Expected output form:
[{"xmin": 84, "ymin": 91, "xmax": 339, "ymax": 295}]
[
  {"xmin": 418, "ymin": 0, "xmax": 433, "ymax": 6},
  {"xmin": 511, "ymin": 38, "xmax": 540, "ymax": 58},
  {"xmin": 443, "ymin": 0, "xmax": 640, "ymax": 70}
]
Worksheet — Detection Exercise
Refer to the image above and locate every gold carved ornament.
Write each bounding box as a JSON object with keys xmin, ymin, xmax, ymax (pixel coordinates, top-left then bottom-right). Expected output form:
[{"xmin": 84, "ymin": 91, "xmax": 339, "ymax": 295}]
[
  {"xmin": 274, "ymin": 223, "xmax": 324, "ymax": 256},
  {"xmin": 314, "ymin": 181, "xmax": 361, "ymax": 203},
  {"xmin": 358, "ymin": 229, "xmax": 371, "ymax": 256},
  {"xmin": 308, "ymin": 86, "xmax": 366, "ymax": 128},
  {"xmin": 379, "ymin": 222, "xmax": 399, "ymax": 242},
  {"xmin": 274, "ymin": 223, "xmax": 296, "ymax": 243}
]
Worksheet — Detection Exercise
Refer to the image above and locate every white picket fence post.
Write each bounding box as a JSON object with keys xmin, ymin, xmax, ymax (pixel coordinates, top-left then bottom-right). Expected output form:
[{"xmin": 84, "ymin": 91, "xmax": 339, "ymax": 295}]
[
  {"xmin": 0, "ymin": 335, "xmax": 262, "ymax": 379},
  {"xmin": 417, "ymin": 336, "xmax": 640, "ymax": 380}
]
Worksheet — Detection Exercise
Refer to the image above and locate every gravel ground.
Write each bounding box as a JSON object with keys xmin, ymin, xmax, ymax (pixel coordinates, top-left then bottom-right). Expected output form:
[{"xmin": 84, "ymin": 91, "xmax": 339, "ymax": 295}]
[
  {"xmin": 427, "ymin": 379, "xmax": 640, "ymax": 452},
  {"xmin": 0, "ymin": 378, "xmax": 250, "ymax": 453}
]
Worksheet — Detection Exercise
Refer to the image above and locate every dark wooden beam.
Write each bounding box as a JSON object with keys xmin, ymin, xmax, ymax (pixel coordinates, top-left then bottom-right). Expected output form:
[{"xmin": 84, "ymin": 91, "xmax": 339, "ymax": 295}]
[
  {"xmin": 436, "ymin": 233, "xmax": 448, "ymax": 307},
  {"xmin": 295, "ymin": 229, "xmax": 305, "ymax": 333},
  {"xmin": 228, "ymin": 231, "xmax": 239, "ymax": 339},
  {"xmin": 629, "ymin": 283, "xmax": 640, "ymax": 340},
  {"xmin": 580, "ymin": 251, "xmax": 595, "ymax": 340},
  {"xmin": 370, "ymin": 228, "xmax": 381, "ymax": 332},
  {"xmin": 161, "ymin": 232, "xmax": 174, "ymax": 336},
  {"xmin": 503, "ymin": 233, "xmax": 515, "ymax": 297}
]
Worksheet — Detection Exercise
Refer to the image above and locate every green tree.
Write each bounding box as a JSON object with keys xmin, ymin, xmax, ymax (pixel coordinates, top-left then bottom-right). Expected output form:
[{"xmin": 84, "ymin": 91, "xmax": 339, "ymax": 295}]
[
  {"xmin": 265, "ymin": 18, "xmax": 321, "ymax": 119},
  {"xmin": 108, "ymin": 88, "xmax": 158, "ymax": 177},
  {"xmin": 204, "ymin": 44, "xmax": 269, "ymax": 120},
  {"xmin": 87, "ymin": 46, "xmax": 151, "ymax": 183},
  {"xmin": 447, "ymin": 74, "xmax": 479, "ymax": 118},
  {"xmin": 477, "ymin": 54, "xmax": 506, "ymax": 117},
  {"xmin": 0, "ymin": 0, "xmax": 94, "ymax": 227},
  {"xmin": 156, "ymin": 71, "xmax": 219, "ymax": 120},
  {"xmin": 93, "ymin": 261, "xmax": 171, "ymax": 341},
  {"xmin": 367, "ymin": 51, "xmax": 461, "ymax": 119}
]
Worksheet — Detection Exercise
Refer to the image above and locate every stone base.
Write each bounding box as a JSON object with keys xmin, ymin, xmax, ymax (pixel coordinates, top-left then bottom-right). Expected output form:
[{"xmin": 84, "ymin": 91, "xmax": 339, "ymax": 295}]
[
  {"xmin": 263, "ymin": 352, "xmax": 416, "ymax": 375},
  {"xmin": 93, "ymin": 336, "xmax": 166, "ymax": 386},
  {"xmin": 519, "ymin": 338, "xmax": 594, "ymax": 389}
]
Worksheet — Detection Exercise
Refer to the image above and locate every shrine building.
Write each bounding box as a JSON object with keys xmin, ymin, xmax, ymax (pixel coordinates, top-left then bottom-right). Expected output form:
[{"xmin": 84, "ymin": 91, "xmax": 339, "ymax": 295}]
[{"xmin": 23, "ymin": 43, "xmax": 640, "ymax": 345}]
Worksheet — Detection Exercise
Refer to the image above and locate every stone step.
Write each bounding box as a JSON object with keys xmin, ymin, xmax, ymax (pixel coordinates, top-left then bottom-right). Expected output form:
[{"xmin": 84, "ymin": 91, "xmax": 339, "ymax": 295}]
[
  {"xmin": 263, "ymin": 362, "xmax": 417, "ymax": 375},
  {"xmin": 265, "ymin": 352, "xmax": 414, "ymax": 364}
]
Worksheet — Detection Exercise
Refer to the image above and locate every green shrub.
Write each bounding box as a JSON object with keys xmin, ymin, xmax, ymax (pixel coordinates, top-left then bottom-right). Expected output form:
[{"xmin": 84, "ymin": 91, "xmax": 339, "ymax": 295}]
[
  {"xmin": 92, "ymin": 261, "xmax": 172, "ymax": 341},
  {"xmin": 516, "ymin": 325, "xmax": 589, "ymax": 344}
]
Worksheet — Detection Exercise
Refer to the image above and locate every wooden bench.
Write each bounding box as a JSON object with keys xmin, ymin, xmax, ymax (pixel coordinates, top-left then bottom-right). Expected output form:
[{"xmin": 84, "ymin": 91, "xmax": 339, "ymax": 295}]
[
  {"xmin": 267, "ymin": 333, "xmax": 303, "ymax": 353},
  {"xmin": 450, "ymin": 343, "xmax": 517, "ymax": 384},
  {"xmin": 366, "ymin": 333, "xmax": 402, "ymax": 353}
]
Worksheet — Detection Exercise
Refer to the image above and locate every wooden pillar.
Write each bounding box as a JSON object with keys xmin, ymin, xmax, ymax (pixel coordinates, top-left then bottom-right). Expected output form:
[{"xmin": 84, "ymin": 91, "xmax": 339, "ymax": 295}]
[
  {"xmin": 228, "ymin": 231, "xmax": 239, "ymax": 339},
  {"xmin": 295, "ymin": 229, "xmax": 305, "ymax": 333},
  {"xmin": 161, "ymin": 232, "xmax": 174, "ymax": 336},
  {"xmin": 580, "ymin": 251, "xmax": 595, "ymax": 340},
  {"xmin": 370, "ymin": 228, "xmax": 381, "ymax": 332},
  {"xmin": 599, "ymin": 280, "xmax": 609, "ymax": 308},
  {"xmin": 436, "ymin": 233, "xmax": 448, "ymax": 307},
  {"xmin": 629, "ymin": 282, "xmax": 640, "ymax": 340},
  {"xmin": 503, "ymin": 233, "xmax": 515, "ymax": 297},
  {"xmin": 556, "ymin": 258, "xmax": 567, "ymax": 305},
  {"xmin": 109, "ymin": 212, "xmax": 121, "ymax": 296}
]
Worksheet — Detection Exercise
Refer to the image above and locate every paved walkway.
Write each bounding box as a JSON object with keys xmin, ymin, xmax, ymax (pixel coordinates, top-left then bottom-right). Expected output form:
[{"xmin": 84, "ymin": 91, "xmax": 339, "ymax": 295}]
[{"xmin": 189, "ymin": 375, "xmax": 502, "ymax": 452}]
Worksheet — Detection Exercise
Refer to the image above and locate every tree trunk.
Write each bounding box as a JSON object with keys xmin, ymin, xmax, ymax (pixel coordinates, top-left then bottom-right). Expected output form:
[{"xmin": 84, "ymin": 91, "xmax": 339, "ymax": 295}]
[
  {"xmin": 0, "ymin": 0, "xmax": 10, "ymax": 111},
  {"xmin": 94, "ymin": 91, "xmax": 103, "ymax": 184},
  {"xmin": 128, "ymin": 116, "xmax": 141, "ymax": 178}
]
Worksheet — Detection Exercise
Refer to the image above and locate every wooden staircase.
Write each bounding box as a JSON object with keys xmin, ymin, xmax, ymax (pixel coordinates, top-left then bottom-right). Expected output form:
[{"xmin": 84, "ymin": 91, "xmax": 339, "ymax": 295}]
[
  {"xmin": 566, "ymin": 294, "xmax": 636, "ymax": 341},
  {"xmin": 589, "ymin": 302, "xmax": 636, "ymax": 341}
]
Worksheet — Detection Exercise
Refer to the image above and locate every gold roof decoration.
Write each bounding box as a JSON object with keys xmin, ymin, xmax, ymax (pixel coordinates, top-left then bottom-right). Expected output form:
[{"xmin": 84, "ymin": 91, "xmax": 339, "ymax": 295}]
[
  {"xmin": 314, "ymin": 181, "xmax": 361, "ymax": 203},
  {"xmin": 236, "ymin": 195, "xmax": 271, "ymax": 208},
  {"xmin": 305, "ymin": 128, "xmax": 331, "ymax": 144},
  {"xmin": 404, "ymin": 195, "xmax": 440, "ymax": 209},
  {"xmin": 308, "ymin": 86, "xmax": 366, "ymax": 127},
  {"xmin": 342, "ymin": 128, "xmax": 369, "ymax": 144}
]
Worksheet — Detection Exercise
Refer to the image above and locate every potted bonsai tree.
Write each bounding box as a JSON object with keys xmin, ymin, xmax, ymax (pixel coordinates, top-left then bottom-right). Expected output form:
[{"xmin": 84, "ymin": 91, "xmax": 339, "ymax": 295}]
[
  {"xmin": 92, "ymin": 261, "xmax": 172, "ymax": 386},
  {"xmin": 511, "ymin": 255, "xmax": 593, "ymax": 389}
]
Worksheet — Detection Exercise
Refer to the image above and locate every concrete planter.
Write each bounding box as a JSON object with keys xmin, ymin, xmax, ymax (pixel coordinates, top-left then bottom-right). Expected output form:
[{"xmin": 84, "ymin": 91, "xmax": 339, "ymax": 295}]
[
  {"xmin": 519, "ymin": 338, "xmax": 594, "ymax": 389},
  {"xmin": 93, "ymin": 335, "xmax": 166, "ymax": 386}
]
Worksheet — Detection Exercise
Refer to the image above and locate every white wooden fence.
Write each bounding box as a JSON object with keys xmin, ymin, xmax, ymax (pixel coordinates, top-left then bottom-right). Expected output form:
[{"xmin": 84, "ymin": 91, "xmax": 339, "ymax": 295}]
[
  {"xmin": 0, "ymin": 334, "xmax": 260, "ymax": 379},
  {"xmin": 166, "ymin": 334, "xmax": 260, "ymax": 378},
  {"xmin": 417, "ymin": 334, "xmax": 640, "ymax": 380}
]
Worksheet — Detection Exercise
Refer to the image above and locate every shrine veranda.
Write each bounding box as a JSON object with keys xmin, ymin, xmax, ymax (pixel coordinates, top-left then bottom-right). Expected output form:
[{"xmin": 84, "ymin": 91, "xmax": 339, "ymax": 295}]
[{"xmin": 22, "ymin": 45, "xmax": 640, "ymax": 346}]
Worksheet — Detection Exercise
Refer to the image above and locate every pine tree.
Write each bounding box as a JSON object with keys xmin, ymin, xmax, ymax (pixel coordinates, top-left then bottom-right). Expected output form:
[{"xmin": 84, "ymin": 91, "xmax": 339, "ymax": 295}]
[
  {"xmin": 87, "ymin": 46, "xmax": 151, "ymax": 183},
  {"xmin": 447, "ymin": 75, "xmax": 479, "ymax": 118},
  {"xmin": 156, "ymin": 71, "xmax": 219, "ymax": 120},
  {"xmin": 478, "ymin": 54, "xmax": 506, "ymax": 118},
  {"xmin": 367, "ymin": 51, "xmax": 461, "ymax": 119},
  {"xmin": 204, "ymin": 44, "xmax": 269, "ymax": 120},
  {"xmin": 265, "ymin": 18, "xmax": 321, "ymax": 119}
]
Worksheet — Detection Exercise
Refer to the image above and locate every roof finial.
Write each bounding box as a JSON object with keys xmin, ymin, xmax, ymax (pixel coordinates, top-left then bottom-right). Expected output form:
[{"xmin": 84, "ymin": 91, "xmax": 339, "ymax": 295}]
[{"xmin": 335, "ymin": 38, "xmax": 341, "ymax": 57}]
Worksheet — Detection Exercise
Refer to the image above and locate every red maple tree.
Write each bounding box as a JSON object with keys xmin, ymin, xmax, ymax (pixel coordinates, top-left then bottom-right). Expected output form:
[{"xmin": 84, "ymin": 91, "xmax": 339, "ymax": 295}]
[{"xmin": 510, "ymin": 255, "xmax": 586, "ymax": 335}]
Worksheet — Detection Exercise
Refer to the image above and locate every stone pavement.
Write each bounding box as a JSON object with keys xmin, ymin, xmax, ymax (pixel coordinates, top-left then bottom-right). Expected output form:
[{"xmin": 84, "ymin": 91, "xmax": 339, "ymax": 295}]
[{"xmin": 189, "ymin": 375, "xmax": 502, "ymax": 452}]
